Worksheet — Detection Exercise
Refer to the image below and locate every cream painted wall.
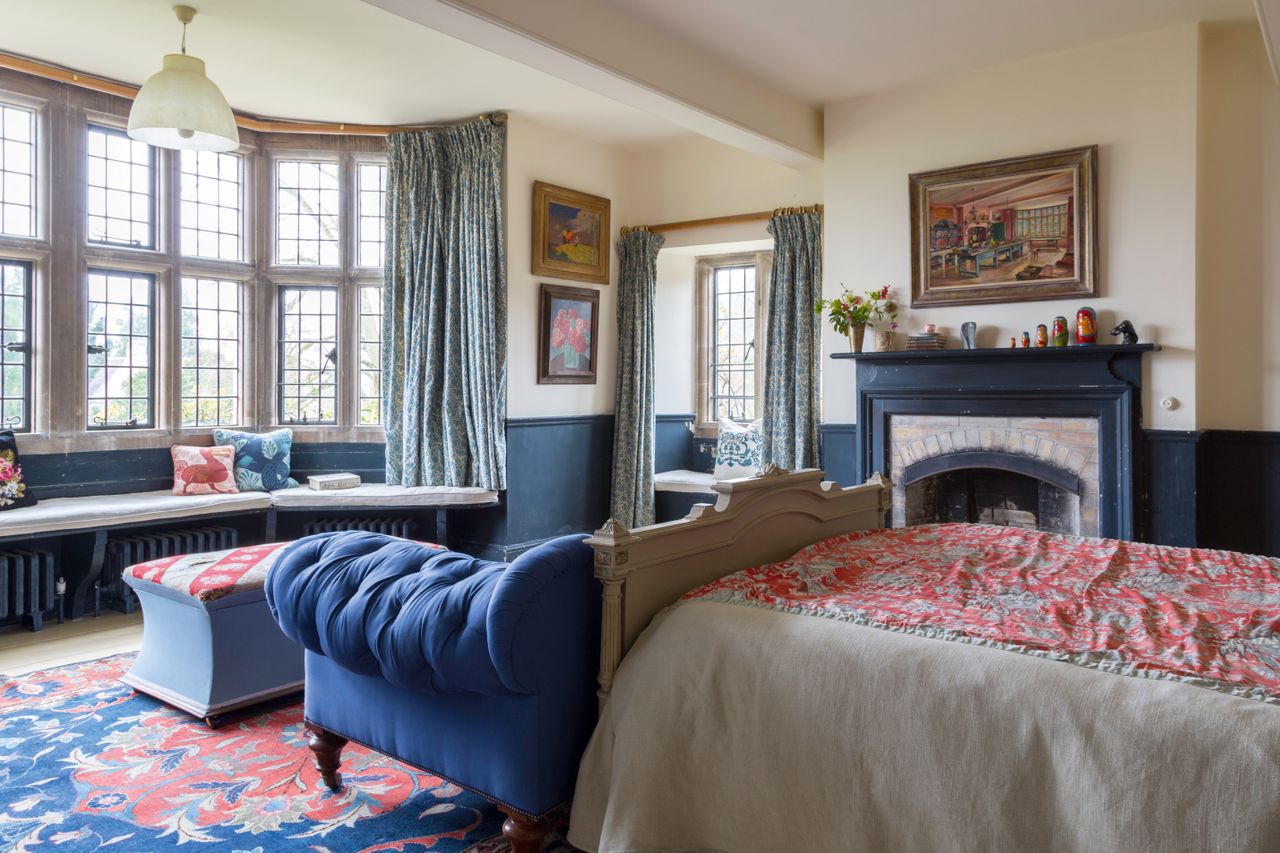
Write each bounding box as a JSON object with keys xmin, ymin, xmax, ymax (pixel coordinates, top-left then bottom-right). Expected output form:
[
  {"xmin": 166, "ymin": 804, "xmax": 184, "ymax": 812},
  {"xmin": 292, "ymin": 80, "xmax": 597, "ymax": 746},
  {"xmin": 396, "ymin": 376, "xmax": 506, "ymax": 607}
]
[
  {"xmin": 654, "ymin": 252, "xmax": 698, "ymax": 413},
  {"xmin": 822, "ymin": 25, "xmax": 1202, "ymax": 429},
  {"xmin": 1195, "ymin": 22, "xmax": 1280, "ymax": 429},
  {"xmin": 505, "ymin": 115, "xmax": 631, "ymax": 417},
  {"xmin": 628, "ymin": 134, "xmax": 821, "ymax": 417},
  {"xmin": 628, "ymin": 135, "xmax": 823, "ymax": 225}
]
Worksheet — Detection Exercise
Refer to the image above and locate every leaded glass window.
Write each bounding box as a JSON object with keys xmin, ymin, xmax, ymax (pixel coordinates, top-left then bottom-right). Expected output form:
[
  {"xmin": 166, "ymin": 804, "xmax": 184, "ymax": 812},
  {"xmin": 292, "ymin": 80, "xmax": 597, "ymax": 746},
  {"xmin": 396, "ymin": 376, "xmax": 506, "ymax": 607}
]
[
  {"xmin": 0, "ymin": 104, "xmax": 35, "ymax": 237},
  {"xmin": 276, "ymin": 159, "xmax": 339, "ymax": 266},
  {"xmin": 86, "ymin": 125, "xmax": 155, "ymax": 249},
  {"xmin": 0, "ymin": 259, "xmax": 31, "ymax": 430},
  {"xmin": 86, "ymin": 269, "xmax": 154, "ymax": 428},
  {"xmin": 180, "ymin": 276, "xmax": 241, "ymax": 426},
  {"xmin": 356, "ymin": 162, "xmax": 386, "ymax": 268},
  {"xmin": 180, "ymin": 150, "xmax": 243, "ymax": 261},
  {"xmin": 358, "ymin": 285, "xmax": 382, "ymax": 424},
  {"xmin": 278, "ymin": 285, "xmax": 337, "ymax": 424}
]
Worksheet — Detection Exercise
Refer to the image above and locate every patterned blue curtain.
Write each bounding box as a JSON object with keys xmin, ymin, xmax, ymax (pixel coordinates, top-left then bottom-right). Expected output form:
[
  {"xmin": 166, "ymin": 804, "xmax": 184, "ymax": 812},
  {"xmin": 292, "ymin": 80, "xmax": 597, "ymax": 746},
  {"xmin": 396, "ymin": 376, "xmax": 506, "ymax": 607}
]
[
  {"xmin": 762, "ymin": 211, "xmax": 822, "ymax": 469},
  {"xmin": 610, "ymin": 228, "xmax": 665, "ymax": 528},
  {"xmin": 383, "ymin": 117, "xmax": 507, "ymax": 489}
]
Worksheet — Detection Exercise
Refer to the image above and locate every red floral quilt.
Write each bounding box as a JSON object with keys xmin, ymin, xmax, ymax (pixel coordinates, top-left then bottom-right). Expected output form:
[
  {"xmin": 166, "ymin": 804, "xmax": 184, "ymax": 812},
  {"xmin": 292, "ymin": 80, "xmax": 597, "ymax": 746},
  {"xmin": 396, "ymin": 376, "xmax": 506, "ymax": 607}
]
[{"xmin": 683, "ymin": 524, "xmax": 1280, "ymax": 703}]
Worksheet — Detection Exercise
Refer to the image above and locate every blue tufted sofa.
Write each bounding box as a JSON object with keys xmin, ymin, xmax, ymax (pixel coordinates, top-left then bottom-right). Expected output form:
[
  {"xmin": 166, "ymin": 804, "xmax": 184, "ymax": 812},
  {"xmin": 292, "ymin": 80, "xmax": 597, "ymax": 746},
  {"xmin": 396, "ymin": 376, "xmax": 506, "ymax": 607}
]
[{"xmin": 266, "ymin": 531, "xmax": 600, "ymax": 851}]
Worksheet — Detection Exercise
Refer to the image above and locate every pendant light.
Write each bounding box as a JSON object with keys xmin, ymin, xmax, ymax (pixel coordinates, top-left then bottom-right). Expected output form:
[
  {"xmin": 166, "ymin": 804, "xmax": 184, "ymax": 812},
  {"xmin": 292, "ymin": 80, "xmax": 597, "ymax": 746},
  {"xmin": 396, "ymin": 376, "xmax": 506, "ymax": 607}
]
[{"xmin": 127, "ymin": 5, "xmax": 238, "ymax": 152}]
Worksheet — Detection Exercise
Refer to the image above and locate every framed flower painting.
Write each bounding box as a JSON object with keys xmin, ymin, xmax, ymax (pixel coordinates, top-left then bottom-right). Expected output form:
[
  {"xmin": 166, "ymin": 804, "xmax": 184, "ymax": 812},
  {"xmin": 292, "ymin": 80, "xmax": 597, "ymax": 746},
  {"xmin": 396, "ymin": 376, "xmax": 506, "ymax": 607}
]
[
  {"xmin": 531, "ymin": 181, "xmax": 610, "ymax": 285},
  {"xmin": 538, "ymin": 283, "xmax": 599, "ymax": 385}
]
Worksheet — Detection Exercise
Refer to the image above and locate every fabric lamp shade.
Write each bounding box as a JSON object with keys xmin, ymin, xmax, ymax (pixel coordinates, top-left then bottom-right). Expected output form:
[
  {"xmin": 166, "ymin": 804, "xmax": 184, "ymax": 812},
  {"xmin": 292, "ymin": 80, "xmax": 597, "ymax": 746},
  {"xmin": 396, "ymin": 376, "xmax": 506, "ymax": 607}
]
[{"xmin": 127, "ymin": 53, "xmax": 238, "ymax": 152}]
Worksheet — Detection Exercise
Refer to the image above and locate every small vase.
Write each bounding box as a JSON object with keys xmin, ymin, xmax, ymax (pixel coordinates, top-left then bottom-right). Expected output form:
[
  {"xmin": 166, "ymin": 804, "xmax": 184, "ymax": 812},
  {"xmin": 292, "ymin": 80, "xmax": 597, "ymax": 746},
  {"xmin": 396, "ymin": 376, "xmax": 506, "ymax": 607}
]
[
  {"xmin": 848, "ymin": 324, "xmax": 866, "ymax": 353},
  {"xmin": 563, "ymin": 344, "xmax": 579, "ymax": 369},
  {"xmin": 875, "ymin": 329, "xmax": 894, "ymax": 352}
]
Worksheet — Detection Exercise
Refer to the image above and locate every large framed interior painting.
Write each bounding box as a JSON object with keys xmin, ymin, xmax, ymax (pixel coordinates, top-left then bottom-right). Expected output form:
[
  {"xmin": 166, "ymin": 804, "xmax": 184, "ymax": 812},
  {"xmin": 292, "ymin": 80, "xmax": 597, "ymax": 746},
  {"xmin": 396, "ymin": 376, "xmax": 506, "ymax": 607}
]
[
  {"xmin": 909, "ymin": 145, "xmax": 1098, "ymax": 307},
  {"xmin": 538, "ymin": 283, "xmax": 600, "ymax": 385},
  {"xmin": 531, "ymin": 181, "xmax": 611, "ymax": 285}
]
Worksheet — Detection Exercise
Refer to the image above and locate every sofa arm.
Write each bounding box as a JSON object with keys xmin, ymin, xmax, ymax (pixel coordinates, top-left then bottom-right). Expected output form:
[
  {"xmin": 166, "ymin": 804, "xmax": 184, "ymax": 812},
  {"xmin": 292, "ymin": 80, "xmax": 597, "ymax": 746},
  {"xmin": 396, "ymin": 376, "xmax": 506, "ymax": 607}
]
[
  {"xmin": 486, "ymin": 534, "xmax": 598, "ymax": 694},
  {"xmin": 266, "ymin": 530, "xmax": 598, "ymax": 698}
]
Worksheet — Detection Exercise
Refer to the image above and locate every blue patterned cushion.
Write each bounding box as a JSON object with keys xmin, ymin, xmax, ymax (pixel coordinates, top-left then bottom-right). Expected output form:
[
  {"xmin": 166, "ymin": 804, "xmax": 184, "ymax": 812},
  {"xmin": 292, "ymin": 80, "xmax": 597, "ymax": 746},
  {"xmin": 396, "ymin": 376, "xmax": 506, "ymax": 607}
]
[
  {"xmin": 713, "ymin": 419, "xmax": 762, "ymax": 481},
  {"xmin": 212, "ymin": 428, "xmax": 299, "ymax": 492}
]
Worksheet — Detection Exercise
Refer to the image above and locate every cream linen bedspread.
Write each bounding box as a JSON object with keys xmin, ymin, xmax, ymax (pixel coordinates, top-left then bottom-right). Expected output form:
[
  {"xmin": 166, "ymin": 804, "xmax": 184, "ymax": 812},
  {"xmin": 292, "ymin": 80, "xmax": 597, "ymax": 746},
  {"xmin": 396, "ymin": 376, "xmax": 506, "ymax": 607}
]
[{"xmin": 567, "ymin": 600, "xmax": 1280, "ymax": 853}]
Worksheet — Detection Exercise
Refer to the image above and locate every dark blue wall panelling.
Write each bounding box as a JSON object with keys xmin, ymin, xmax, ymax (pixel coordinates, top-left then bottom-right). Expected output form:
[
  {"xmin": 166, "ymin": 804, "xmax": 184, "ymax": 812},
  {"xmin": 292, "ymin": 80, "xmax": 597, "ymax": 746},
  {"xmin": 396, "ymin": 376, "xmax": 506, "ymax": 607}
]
[
  {"xmin": 655, "ymin": 414, "xmax": 695, "ymax": 472},
  {"xmin": 22, "ymin": 442, "xmax": 388, "ymax": 500},
  {"xmin": 16, "ymin": 421, "xmax": 1275, "ymax": 558},
  {"xmin": 818, "ymin": 423, "xmax": 858, "ymax": 487}
]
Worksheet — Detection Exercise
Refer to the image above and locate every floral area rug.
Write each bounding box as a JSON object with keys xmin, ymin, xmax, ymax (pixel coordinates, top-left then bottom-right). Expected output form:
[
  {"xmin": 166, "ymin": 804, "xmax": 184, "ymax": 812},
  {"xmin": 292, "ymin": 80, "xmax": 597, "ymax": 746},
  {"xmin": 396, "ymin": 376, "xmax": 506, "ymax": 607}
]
[{"xmin": 0, "ymin": 654, "xmax": 573, "ymax": 851}]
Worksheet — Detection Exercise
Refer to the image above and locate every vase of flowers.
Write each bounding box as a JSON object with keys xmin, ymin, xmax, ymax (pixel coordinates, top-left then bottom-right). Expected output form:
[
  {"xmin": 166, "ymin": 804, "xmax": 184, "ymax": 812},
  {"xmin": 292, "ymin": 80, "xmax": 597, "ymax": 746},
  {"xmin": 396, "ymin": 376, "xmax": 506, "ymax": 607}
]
[{"xmin": 815, "ymin": 284, "xmax": 900, "ymax": 354}]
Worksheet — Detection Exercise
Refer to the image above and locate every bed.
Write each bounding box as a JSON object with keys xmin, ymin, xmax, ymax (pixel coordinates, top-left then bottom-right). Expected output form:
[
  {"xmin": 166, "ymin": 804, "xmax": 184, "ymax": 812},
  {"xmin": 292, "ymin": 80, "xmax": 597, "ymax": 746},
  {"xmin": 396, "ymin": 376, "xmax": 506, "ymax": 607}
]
[{"xmin": 567, "ymin": 468, "xmax": 1280, "ymax": 853}]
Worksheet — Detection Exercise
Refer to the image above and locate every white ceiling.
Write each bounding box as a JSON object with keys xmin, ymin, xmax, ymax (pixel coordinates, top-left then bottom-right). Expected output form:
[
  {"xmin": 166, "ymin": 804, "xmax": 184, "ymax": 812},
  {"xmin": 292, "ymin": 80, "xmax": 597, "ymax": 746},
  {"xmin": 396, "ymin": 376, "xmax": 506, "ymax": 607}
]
[
  {"xmin": 0, "ymin": 0, "xmax": 686, "ymax": 145},
  {"xmin": 607, "ymin": 0, "xmax": 1257, "ymax": 103}
]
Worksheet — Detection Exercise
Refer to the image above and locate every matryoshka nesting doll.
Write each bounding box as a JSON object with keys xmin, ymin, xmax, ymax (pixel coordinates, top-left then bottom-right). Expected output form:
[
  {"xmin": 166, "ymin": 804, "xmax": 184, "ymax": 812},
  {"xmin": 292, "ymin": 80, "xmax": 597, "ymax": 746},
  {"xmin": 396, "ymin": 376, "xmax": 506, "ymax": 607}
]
[
  {"xmin": 1075, "ymin": 307, "xmax": 1097, "ymax": 345},
  {"xmin": 1020, "ymin": 331, "xmax": 1031, "ymax": 348},
  {"xmin": 1051, "ymin": 316, "xmax": 1069, "ymax": 347},
  {"xmin": 1035, "ymin": 324, "xmax": 1048, "ymax": 348}
]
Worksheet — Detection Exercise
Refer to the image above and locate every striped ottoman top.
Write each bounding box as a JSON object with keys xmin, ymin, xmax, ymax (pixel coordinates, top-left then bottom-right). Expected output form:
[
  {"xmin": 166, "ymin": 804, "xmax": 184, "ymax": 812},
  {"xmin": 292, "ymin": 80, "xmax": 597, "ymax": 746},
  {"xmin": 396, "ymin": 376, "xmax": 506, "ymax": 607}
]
[{"xmin": 126, "ymin": 543, "xmax": 292, "ymax": 602}]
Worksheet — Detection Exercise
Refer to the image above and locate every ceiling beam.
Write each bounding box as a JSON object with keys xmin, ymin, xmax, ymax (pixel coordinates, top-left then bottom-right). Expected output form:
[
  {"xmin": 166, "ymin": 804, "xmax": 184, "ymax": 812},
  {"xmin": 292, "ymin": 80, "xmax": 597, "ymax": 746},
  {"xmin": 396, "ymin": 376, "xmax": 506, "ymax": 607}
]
[
  {"xmin": 361, "ymin": 0, "xmax": 823, "ymax": 167},
  {"xmin": 1257, "ymin": 0, "xmax": 1280, "ymax": 84}
]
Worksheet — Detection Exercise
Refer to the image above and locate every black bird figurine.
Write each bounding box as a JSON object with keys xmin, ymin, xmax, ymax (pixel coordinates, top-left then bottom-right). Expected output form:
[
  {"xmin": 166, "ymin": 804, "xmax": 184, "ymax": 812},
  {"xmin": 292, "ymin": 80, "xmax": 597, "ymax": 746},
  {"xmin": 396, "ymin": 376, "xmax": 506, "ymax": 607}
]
[{"xmin": 1110, "ymin": 320, "xmax": 1139, "ymax": 345}]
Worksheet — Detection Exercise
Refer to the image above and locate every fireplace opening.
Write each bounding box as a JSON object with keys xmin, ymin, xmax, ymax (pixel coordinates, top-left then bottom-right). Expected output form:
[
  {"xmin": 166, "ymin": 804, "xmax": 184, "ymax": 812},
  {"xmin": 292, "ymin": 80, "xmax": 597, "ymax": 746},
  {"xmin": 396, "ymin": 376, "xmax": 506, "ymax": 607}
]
[{"xmin": 902, "ymin": 451, "xmax": 1082, "ymax": 536}]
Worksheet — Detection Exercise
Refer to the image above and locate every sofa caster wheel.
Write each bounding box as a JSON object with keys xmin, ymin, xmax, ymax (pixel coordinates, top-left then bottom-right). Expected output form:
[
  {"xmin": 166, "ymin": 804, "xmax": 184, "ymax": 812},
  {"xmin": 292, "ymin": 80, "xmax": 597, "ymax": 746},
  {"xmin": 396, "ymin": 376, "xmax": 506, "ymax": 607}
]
[
  {"xmin": 498, "ymin": 805, "xmax": 548, "ymax": 853},
  {"xmin": 307, "ymin": 726, "xmax": 348, "ymax": 791},
  {"xmin": 202, "ymin": 714, "xmax": 222, "ymax": 729}
]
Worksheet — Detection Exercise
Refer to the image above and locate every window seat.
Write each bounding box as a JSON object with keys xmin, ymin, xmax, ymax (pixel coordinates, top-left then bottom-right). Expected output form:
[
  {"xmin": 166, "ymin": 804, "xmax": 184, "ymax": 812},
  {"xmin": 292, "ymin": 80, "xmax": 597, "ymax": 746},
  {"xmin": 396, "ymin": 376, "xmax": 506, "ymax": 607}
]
[
  {"xmin": 0, "ymin": 486, "xmax": 502, "ymax": 541},
  {"xmin": 269, "ymin": 484, "xmax": 499, "ymax": 508},
  {"xmin": 0, "ymin": 484, "xmax": 502, "ymax": 622},
  {"xmin": 654, "ymin": 470, "xmax": 718, "ymax": 494},
  {"xmin": 0, "ymin": 490, "xmax": 273, "ymax": 540}
]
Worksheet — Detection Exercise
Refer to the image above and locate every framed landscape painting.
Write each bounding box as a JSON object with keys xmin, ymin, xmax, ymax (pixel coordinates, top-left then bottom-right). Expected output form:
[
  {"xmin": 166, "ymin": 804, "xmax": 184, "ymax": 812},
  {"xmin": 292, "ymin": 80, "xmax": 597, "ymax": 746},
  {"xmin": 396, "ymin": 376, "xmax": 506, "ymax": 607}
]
[
  {"xmin": 909, "ymin": 145, "xmax": 1098, "ymax": 307},
  {"xmin": 538, "ymin": 283, "xmax": 600, "ymax": 385},
  {"xmin": 532, "ymin": 181, "xmax": 610, "ymax": 285}
]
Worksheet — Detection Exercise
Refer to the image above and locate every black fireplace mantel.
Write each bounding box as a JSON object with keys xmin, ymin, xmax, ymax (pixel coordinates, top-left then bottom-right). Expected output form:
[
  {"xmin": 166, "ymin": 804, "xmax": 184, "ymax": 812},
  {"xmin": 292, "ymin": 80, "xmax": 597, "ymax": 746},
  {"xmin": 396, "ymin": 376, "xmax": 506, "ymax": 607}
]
[
  {"xmin": 830, "ymin": 342, "xmax": 1159, "ymax": 365},
  {"xmin": 830, "ymin": 343, "xmax": 1160, "ymax": 539}
]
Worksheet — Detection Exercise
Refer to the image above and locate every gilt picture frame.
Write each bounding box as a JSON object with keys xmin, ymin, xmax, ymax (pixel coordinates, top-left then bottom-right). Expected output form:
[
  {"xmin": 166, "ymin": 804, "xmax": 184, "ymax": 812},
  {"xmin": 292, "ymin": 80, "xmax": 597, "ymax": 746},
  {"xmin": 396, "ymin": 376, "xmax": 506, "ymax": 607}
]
[
  {"xmin": 909, "ymin": 145, "xmax": 1098, "ymax": 307},
  {"xmin": 538, "ymin": 283, "xmax": 600, "ymax": 385},
  {"xmin": 532, "ymin": 181, "xmax": 611, "ymax": 285}
]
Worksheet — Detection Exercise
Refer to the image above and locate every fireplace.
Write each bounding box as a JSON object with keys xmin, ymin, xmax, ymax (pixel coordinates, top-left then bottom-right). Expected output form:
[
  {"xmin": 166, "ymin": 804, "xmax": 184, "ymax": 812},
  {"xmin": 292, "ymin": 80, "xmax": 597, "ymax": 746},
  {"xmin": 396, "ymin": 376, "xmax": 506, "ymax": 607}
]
[
  {"xmin": 833, "ymin": 344, "xmax": 1158, "ymax": 540},
  {"xmin": 889, "ymin": 415, "xmax": 1099, "ymax": 536}
]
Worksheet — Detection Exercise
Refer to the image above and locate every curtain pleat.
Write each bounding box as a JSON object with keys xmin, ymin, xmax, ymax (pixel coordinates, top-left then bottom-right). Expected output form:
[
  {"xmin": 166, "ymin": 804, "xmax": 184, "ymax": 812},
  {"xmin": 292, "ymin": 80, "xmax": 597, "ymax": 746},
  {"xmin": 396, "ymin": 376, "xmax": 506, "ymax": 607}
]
[
  {"xmin": 762, "ymin": 211, "xmax": 822, "ymax": 469},
  {"xmin": 383, "ymin": 118, "xmax": 507, "ymax": 489},
  {"xmin": 610, "ymin": 229, "xmax": 665, "ymax": 528}
]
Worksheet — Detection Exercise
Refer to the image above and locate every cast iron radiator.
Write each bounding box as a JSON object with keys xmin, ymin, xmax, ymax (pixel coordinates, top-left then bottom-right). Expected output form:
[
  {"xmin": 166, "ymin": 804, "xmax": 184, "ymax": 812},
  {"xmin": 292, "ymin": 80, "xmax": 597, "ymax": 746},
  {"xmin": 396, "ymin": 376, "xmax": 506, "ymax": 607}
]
[
  {"xmin": 0, "ymin": 548, "xmax": 60, "ymax": 631},
  {"xmin": 101, "ymin": 526, "xmax": 238, "ymax": 615},
  {"xmin": 302, "ymin": 517, "xmax": 417, "ymax": 539}
]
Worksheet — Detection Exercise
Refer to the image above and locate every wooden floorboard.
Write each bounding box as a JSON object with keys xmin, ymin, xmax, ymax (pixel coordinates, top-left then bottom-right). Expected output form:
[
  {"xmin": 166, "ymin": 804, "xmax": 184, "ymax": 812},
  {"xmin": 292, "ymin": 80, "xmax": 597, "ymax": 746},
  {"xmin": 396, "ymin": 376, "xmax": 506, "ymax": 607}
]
[{"xmin": 0, "ymin": 612, "xmax": 143, "ymax": 677}]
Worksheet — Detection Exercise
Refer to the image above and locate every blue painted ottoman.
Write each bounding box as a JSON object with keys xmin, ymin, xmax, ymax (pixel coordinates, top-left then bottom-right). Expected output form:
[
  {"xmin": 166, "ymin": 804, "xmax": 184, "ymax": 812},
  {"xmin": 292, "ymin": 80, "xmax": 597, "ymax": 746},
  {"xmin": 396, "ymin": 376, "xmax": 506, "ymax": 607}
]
[{"xmin": 121, "ymin": 542, "xmax": 303, "ymax": 724}]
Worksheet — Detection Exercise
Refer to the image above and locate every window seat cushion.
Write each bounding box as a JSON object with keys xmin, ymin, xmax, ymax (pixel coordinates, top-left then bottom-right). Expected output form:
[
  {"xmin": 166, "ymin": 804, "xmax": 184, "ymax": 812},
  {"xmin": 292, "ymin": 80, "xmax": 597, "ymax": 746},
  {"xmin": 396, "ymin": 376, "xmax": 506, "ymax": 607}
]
[
  {"xmin": 267, "ymin": 484, "xmax": 501, "ymax": 508},
  {"xmin": 654, "ymin": 469, "xmax": 718, "ymax": 494},
  {"xmin": 0, "ymin": 490, "xmax": 273, "ymax": 539}
]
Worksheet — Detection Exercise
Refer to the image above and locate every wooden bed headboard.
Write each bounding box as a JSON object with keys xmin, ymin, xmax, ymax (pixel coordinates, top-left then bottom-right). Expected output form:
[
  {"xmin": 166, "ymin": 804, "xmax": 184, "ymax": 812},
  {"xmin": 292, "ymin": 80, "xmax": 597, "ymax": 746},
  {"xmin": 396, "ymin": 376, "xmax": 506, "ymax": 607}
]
[{"xmin": 585, "ymin": 467, "xmax": 890, "ymax": 707}]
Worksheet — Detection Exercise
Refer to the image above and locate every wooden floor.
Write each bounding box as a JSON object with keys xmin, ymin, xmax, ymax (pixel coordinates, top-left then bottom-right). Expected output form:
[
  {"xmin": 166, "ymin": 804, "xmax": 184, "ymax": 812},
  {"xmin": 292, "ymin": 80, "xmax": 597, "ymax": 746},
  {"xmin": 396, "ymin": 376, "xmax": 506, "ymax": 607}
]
[{"xmin": 0, "ymin": 612, "xmax": 143, "ymax": 677}]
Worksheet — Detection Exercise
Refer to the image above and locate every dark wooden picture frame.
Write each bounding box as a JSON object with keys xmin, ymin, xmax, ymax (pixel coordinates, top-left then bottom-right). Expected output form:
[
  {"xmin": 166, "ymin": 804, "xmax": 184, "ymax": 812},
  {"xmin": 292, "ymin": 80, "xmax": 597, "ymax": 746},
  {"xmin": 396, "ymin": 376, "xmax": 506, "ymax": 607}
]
[
  {"xmin": 537, "ymin": 283, "xmax": 600, "ymax": 385},
  {"xmin": 909, "ymin": 145, "xmax": 1098, "ymax": 307},
  {"xmin": 531, "ymin": 181, "xmax": 611, "ymax": 285}
]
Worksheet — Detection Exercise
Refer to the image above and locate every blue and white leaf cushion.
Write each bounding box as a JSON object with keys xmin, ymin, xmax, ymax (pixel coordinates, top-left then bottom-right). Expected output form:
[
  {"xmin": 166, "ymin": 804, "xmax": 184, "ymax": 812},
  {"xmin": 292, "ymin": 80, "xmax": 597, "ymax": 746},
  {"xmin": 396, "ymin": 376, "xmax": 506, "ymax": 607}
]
[
  {"xmin": 212, "ymin": 428, "xmax": 299, "ymax": 492},
  {"xmin": 713, "ymin": 418, "xmax": 763, "ymax": 481}
]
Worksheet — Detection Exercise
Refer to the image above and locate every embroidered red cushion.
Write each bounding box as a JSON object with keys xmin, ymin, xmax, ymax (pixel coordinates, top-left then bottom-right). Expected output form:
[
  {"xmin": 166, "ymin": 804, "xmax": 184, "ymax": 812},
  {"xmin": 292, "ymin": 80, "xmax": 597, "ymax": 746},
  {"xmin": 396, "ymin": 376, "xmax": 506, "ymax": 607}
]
[{"xmin": 170, "ymin": 445, "xmax": 238, "ymax": 496}]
